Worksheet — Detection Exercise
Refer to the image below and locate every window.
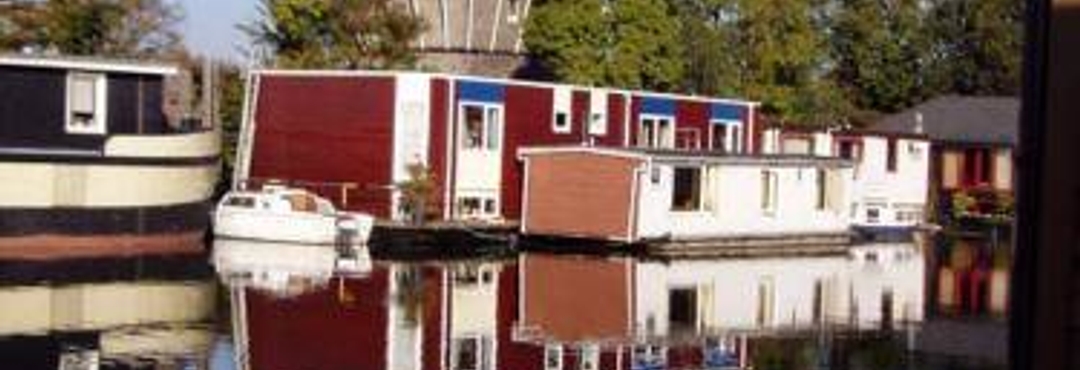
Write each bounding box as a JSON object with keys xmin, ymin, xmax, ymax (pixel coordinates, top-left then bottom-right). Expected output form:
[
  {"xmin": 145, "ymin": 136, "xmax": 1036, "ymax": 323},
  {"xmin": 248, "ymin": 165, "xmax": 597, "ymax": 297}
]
[
  {"xmin": 66, "ymin": 72, "xmax": 106, "ymax": 135},
  {"xmin": 452, "ymin": 336, "xmax": 491, "ymax": 370},
  {"xmin": 588, "ymin": 112, "xmax": 606, "ymax": 136},
  {"xmin": 710, "ymin": 123, "xmax": 730, "ymax": 152},
  {"xmin": 867, "ymin": 208, "xmax": 880, "ymax": 223},
  {"xmin": 756, "ymin": 278, "xmax": 775, "ymax": 327},
  {"xmin": 544, "ymin": 344, "xmax": 563, "ymax": 370},
  {"xmin": 838, "ymin": 141, "xmax": 857, "ymax": 160},
  {"xmin": 760, "ymin": 170, "xmax": 778, "ymax": 215},
  {"xmin": 454, "ymin": 264, "xmax": 494, "ymax": 287},
  {"xmin": 579, "ymin": 344, "xmax": 599, "ymax": 370},
  {"xmin": 461, "ymin": 104, "xmax": 502, "ymax": 151},
  {"xmin": 553, "ymin": 111, "xmax": 570, "ymax": 133},
  {"xmin": 638, "ymin": 116, "xmax": 673, "ymax": 149},
  {"xmin": 223, "ymin": 196, "xmax": 256, "ymax": 208},
  {"xmin": 816, "ymin": 169, "xmax": 827, "ymax": 210},
  {"xmin": 671, "ymin": 167, "xmax": 702, "ymax": 211},
  {"xmin": 458, "ymin": 196, "xmax": 499, "ymax": 219},
  {"xmin": 668, "ymin": 288, "xmax": 698, "ymax": 334},
  {"xmin": 886, "ymin": 138, "xmax": 898, "ymax": 172}
]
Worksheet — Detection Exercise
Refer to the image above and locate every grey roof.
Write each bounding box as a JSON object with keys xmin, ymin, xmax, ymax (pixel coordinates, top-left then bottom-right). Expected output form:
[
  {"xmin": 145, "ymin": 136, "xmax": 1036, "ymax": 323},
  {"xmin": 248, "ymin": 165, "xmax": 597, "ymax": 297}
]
[
  {"xmin": 0, "ymin": 53, "xmax": 179, "ymax": 75},
  {"xmin": 871, "ymin": 96, "xmax": 1019, "ymax": 145}
]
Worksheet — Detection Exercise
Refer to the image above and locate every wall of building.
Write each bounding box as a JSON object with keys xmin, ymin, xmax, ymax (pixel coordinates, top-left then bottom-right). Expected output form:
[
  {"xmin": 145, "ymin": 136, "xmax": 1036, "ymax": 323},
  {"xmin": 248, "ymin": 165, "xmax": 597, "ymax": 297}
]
[
  {"xmin": 521, "ymin": 152, "xmax": 640, "ymax": 241},
  {"xmin": 634, "ymin": 243, "xmax": 924, "ymax": 335},
  {"xmin": 249, "ymin": 74, "xmax": 397, "ymax": 218},
  {"xmin": 850, "ymin": 136, "xmax": 931, "ymax": 228},
  {"xmin": 635, "ymin": 163, "xmax": 852, "ymax": 240}
]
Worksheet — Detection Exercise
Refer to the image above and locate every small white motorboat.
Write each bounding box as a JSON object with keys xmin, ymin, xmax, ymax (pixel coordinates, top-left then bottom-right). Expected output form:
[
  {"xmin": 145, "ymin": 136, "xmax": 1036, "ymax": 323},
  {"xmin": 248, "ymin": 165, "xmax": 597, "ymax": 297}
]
[{"xmin": 214, "ymin": 185, "xmax": 375, "ymax": 246}]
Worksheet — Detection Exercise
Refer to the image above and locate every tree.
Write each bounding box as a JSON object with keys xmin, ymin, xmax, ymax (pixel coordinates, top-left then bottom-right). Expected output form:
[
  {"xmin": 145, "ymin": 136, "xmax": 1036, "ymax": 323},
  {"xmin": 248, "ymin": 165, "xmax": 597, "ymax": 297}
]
[
  {"xmin": 926, "ymin": 0, "xmax": 1023, "ymax": 95},
  {"xmin": 245, "ymin": 0, "xmax": 426, "ymax": 69},
  {"xmin": 0, "ymin": 0, "xmax": 182, "ymax": 57},
  {"xmin": 831, "ymin": 0, "xmax": 932, "ymax": 112},
  {"xmin": 523, "ymin": 0, "xmax": 685, "ymax": 91}
]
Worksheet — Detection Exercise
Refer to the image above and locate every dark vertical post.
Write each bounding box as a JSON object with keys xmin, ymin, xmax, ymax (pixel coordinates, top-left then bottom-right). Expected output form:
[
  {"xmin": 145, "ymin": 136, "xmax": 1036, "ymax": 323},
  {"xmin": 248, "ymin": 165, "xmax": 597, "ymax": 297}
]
[{"xmin": 1010, "ymin": 0, "xmax": 1080, "ymax": 368}]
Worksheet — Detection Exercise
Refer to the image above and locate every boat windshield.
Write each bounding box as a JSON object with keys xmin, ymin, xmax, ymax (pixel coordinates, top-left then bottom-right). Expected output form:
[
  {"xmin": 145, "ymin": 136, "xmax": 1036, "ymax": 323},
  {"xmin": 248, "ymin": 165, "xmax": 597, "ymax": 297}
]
[
  {"xmin": 283, "ymin": 193, "xmax": 319, "ymax": 213},
  {"xmin": 223, "ymin": 195, "xmax": 256, "ymax": 208}
]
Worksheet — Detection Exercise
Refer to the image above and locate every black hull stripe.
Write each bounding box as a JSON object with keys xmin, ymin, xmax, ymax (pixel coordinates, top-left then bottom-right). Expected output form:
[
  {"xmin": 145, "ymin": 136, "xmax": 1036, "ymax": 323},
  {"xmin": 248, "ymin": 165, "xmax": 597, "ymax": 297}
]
[
  {"xmin": 0, "ymin": 202, "xmax": 211, "ymax": 236},
  {"xmin": 0, "ymin": 254, "xmax": 214, "ymax": 286},
  {"xmin": 0, "ymin": 153, "xmax": 218, "ymax": 167}
]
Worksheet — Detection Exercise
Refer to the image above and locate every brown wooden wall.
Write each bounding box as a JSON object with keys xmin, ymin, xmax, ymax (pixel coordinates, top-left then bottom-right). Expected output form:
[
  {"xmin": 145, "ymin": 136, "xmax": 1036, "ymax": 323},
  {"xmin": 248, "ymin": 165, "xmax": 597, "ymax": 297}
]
[{"xmin": 522, "ymin": 152, "xmax": 641, "ymax": 241}]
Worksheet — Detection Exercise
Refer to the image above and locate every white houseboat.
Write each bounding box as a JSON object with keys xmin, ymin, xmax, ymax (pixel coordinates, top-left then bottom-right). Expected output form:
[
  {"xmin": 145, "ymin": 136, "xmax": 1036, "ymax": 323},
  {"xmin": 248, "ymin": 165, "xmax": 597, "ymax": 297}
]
[{"xmin": 518, "ymin": 146, "xmax": 854, "ymax": 246}]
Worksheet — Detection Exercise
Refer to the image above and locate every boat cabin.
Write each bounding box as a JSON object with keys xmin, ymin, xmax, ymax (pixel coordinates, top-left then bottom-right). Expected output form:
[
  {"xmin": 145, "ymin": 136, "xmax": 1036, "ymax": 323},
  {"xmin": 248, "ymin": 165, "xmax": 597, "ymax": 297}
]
[
  {"xmin": 222, "ymin": 186, "xmax": 338, "ymax": 216},
  {"xmin": 518, "ymin": 146, "xmax": 854, "ymax": 244}
]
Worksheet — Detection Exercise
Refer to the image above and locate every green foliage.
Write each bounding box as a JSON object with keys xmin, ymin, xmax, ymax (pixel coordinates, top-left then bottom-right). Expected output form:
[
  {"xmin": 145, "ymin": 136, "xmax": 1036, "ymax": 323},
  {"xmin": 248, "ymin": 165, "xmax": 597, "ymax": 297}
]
[
  {"xmin": 397, "ymin": 162, "xmax": 438, "ymax": 224},
  {"xmin": 245, "ymin": 0, "xmax": 426, "ymax": 69},
  {"xmin": 831, "ymin": 0, "xmax": 932, "ymax": 112},
  {"xmin": 523, "ymin": 0, "xmax": 684, "ymax": 91},
  {"xmin": 0, "ymin": 0, "xmax": 182, "ymax": 57},
  {"xmin": 926, "ymin": 0, "xmax": 1023, "ymax": 95}
]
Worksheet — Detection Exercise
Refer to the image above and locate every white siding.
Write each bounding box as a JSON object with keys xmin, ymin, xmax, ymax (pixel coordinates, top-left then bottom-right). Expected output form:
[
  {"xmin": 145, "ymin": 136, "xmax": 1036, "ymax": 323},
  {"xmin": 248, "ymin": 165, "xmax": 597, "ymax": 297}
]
[
  {"xmin": 634, "ymin": 243, "xmax": 924, "ymax": 334},
  {"xmin": 635, "ymin": 163, "xmax": 853, "ymax": 240},
  {"xmin": 393, "ymin": 74, "xmax": 434, "ymax": 221},
  {"xmin": 850, "ymin": 136, "xmax": 931, "ymax": 228}
]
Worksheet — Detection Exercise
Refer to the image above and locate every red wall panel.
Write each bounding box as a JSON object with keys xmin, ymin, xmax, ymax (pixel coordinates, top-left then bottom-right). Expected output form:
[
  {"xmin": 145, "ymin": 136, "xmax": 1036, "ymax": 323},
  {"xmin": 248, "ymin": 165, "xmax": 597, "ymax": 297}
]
[
  {"xmin": 498, "ymin": 261, "xmax": 546, "ymax": 370},
  {"xmin": 429, "ymin": 78, "xmax": 450, "ymax": 219},
  {"xmin": 597, "ymin": 93, "xmax": 627, "ymax": 147},
  {"xmin": 629, "ymin": 96, "xmax": 642, "ymax": 146},
  {"xmin": 572, "ymin": 90, "xmax": 589, "ymax": 141},
  {"xmin": 422, "ymin": 266, "xmax": 447, "ymax": 370},
  {"xmin": 246, "ymin": 268, "xmax": 390, "ymax": 370},
  {"xmin": 676, "ymin": 100, "xmax": 710, "ymax": 150},
  {"xmin": 501, "ymin": 85, "xmax": 583, "ymax": 219},
  {"xmin": 250, "ymin": 75, "xmax": 396, "ymax": 218}
]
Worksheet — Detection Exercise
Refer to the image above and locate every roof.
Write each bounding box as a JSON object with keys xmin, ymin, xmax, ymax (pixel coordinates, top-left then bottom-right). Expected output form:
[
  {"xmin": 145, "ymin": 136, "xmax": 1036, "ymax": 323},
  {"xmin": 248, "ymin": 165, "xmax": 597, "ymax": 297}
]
[
  {"xmin": 254, "ymin": 69, "xmax": 761, "ymax": 108},
  {"xmin": 871, "ymin": 96, "xmax": 1019, "ymax": 145},
  {"xmin": 0, "ymin": 53, "xmax": 179, "ymax": 76},
  {"xmin": 518, "ymin": 146, "xmax": 854, "ymax": 168}
]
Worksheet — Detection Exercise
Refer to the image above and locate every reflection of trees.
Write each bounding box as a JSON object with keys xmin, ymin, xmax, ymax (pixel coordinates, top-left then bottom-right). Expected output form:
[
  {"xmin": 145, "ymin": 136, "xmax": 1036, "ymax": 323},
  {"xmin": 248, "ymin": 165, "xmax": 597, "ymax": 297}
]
[{"xmin": 394, "ymin": 265, "xmax": 425, "ymax": 326}]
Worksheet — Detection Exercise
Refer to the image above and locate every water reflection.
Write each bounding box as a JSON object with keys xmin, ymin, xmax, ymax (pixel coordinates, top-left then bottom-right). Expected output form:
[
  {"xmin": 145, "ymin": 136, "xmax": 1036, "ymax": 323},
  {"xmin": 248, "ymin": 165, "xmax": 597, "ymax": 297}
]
[
  {"xmin": 226, "ymin": 242, "xmax": 925, "ymax": 370},
  {"xmin": 0, "ymin": 255, "xmax": 221, "ymax": 370}
]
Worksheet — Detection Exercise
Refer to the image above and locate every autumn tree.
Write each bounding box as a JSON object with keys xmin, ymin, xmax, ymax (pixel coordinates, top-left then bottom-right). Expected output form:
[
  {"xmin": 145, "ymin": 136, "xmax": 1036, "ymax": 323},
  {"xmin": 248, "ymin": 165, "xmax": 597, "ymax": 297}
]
[
  {"xmin": 0, "ymin": 0, "xmax": 182, "ymax": 57},
  {"xmin": 245, "ymin": 0, "xmax": 426, "ymax": 69},
  {"xmin": 523, "ymin": 0, "xmax": 684, "ymax": 91}
]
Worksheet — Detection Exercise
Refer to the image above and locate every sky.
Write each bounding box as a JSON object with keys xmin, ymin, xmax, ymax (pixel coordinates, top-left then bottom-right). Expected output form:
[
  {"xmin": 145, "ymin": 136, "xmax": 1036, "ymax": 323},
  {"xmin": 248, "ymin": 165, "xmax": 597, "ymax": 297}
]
[{"xmin": 177, "ymin": 0, "xmax": 259, "ymax": 62}]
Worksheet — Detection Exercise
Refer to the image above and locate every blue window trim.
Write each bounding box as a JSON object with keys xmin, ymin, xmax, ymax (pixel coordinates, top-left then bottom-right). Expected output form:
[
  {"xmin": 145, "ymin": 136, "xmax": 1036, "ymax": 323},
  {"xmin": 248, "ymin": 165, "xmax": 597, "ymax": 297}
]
[
  {"xmin": 457, "ymin": 80, "xmax": 505, "ymax": 104},
  {"xmin": 640, "ymin": 97, "xmax": 676, "ymax": 116},
  {"xmin": 711, "ymin": 103, "xmax": 743, "ymax": 122}
]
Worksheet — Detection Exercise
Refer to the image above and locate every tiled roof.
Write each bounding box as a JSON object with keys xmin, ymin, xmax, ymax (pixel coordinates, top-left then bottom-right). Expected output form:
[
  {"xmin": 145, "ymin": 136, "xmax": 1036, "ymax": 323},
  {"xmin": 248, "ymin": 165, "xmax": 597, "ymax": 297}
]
[{"xmin": 872, "ymin": 96, "xmax": 1019, "ymax": 145}]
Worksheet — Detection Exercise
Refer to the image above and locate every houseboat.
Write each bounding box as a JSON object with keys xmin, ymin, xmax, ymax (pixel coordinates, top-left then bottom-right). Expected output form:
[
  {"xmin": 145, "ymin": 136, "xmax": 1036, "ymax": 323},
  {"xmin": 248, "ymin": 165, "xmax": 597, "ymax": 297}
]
[
  {"xmin": 871, "ymin": 96, "xmax": 1017, "ymax": 223},
  {"xmin": 518, "ymin": 146, "xmax": 854, "ymax": 247},
  {"xmin": 0, "ymin": 54, "xmax": 218, "ymax": 259},
  {"xmin": 834, "ymin": 131, "xmax": 931, "ymax": 235},
  {"xmin": 234, "ymin": 70, "xmax": 761, "ymax": 224}
]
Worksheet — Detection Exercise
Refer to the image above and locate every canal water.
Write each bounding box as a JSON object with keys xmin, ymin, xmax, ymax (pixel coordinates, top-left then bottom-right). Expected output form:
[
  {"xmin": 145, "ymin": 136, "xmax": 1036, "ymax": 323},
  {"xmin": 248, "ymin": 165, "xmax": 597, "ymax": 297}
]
[{"xmin": 0, "ymin": 232, "xmax": 1010, "ymax": 370}]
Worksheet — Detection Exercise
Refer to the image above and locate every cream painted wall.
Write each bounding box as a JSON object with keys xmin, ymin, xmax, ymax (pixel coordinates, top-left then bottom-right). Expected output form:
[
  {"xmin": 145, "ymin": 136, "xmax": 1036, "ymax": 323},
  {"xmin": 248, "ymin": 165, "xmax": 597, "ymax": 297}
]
[
  {"xmin": 392, "ymin": 74, "xmax": 434, "ymax": 221},
  {"xmin": 104, "ymin": 130, "xmax": 220, "ymax": 158},
  {"xmin": 0, "ymin": 162, "xmax": 216, "ymax": 208},
  {"xmin": 635, "ymin": 163, "xmax": 853, "ymax": 240},
  {"xmin": 850, "ymin": 137, "xmax": 931, "ymax": 227},
  {"xmin": 451, "ymin": 265, "xmax": 499, "ymax": 335},
  {"xmin": 993, "ymin": 148, "xmax": 1014, "ymax": 191},
  {"xmin": 0, "ymin": 281, "xmax": 215, "ymax": 336},
  {"xmin": 634, "ymin": 243, "xmax": 924, "ymax": 335}
]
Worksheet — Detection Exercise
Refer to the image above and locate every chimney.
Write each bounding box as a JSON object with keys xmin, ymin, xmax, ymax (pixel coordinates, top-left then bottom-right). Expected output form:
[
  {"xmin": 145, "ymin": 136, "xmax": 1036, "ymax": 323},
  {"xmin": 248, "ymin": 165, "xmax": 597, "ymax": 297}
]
[{"xmin": 914, "ymin": 111, "xmax": 924, "ymax": 134}]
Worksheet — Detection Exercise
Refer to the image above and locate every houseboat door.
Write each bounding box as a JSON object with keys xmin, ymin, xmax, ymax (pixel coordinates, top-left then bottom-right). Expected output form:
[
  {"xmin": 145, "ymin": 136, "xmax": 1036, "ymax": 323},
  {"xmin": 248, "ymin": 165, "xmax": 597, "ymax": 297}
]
[{"xmin": 454, "ymin": 102, "xmax": 504, "ymax": 220}]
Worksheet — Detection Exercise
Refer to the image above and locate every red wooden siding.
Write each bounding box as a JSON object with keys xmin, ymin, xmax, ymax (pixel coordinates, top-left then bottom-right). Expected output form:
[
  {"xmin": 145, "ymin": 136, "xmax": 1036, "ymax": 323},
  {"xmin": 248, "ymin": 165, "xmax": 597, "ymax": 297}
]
[
  {"xmin": 498, "ymin": 262, "xmax": 545, "ymax": 370},
  {"xmin": 250, "ymin": 75, "xmax": 396, "ymax": 218},
  {"xmin": 629, "ymin": 96, "xmax": 643, "ymax": 146},
  {"xmin": 501, "ymin": 85, "xmax": 583, "ymax": 220},
  {"xmin": 422, "ymin": 265, "xmax": 447, "ymax": 370},
  {"xmin": 522, "ymin": 152, "xmax": 641, "ymax": 240},
  {"xmin": 429, "ymin": 78, "xmax": 450, "ymax": 219},
  {"xmin": 572, "ymin": 90, "xmax": 590, "ymax": 141},
  {"xmin": 521, "ymin": 254, "xmax": 632, "ymax": 342},
  {"xmin": 246, "ymin": 269, "xmax": 390, "ymax": 370},
  {"xmin": 599, "ymin": 93, "xmax": 627, "ymax": 147},
  {"xmin": 676, "ymin": 100, "xmax": 710, "ymax": 150}
]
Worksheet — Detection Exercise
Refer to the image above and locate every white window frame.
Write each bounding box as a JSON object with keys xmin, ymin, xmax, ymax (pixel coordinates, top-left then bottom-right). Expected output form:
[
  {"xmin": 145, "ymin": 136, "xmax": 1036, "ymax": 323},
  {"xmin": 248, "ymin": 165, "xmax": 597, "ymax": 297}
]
[
  {"xmin": 553, "ymin": 88, "xmax": 572, "ymax": 134},
  {"xmin": 708, "ymin": 120, "xmax": 741, "ymax": 153},
  {"xmin": 456, "ymin": 194, "xmax": 500, "ymax": 220},
  {"xmin": 65, "ymin": 72, "xmax": 107, "ymax": 135},
  {"xmin": 761, "ymin": 170, "xmax": 779, "ymax": 216},
  {"xmin": 579, "ymin": 344, "xmax": 599, "ymax": 370},
  {"xmin": 451, "ymin": 335, "xmax": 491, "ymax": 370},
  {"xmin": 671, "ymin": 166, "xmax": 706, "ymax": 213},
  {"xmin": 459, "ymin": 102, "xmax": 503, "ymax": 152},
  {"xmin": 544, "ymin": 344, "xmax": 563, "ymax": 370},
  {"xmin": 638, "ymin": 114, "xmax": 675, "ymax": 149}
]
